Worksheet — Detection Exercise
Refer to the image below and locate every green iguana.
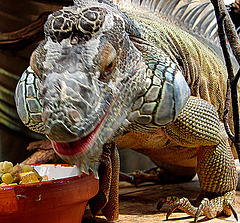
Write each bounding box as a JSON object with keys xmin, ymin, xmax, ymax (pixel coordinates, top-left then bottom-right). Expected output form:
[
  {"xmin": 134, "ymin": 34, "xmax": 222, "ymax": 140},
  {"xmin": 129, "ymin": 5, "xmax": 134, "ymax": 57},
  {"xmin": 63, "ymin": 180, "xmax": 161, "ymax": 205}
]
[{"xmin": 15, "ymin": 0, "xmax": 239, "ymax": 221}]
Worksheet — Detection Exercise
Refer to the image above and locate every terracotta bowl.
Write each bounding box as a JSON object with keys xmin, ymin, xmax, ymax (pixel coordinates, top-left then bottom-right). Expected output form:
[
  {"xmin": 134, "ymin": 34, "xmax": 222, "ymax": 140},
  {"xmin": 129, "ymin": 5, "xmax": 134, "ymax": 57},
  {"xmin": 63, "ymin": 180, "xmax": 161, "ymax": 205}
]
[{"xmin": 0, "ymin": 164, "xmax": 99, "ymax": 223}]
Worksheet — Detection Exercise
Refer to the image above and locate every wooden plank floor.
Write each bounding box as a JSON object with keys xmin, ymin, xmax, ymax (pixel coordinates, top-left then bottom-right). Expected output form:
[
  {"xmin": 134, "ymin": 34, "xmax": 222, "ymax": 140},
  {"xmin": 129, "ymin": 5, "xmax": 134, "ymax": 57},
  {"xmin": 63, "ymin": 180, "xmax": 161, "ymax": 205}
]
[{"xmin": 82, "ymin": 164, "xmax": 240, "ymax": 223}]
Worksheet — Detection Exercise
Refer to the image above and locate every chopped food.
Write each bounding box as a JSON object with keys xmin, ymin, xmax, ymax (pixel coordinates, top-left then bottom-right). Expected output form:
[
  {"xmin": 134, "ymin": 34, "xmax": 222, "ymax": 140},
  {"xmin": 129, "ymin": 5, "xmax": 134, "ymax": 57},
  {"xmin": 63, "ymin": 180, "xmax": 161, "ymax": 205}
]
[
  {"xmin": 0, "ymin": 161, "xmax": 13, "ymax": 174},
  {"xmin": 0, "ymin": 161, "xmax": 47, "ymax": 186},
  {"xmin": 19, "ymin": 171, "xmax": 39, "ymax": 184},
  {"xmin": 1, "ymin": 173, "xmax": 13, "ymax": 184},
  {"xmin": 20, "ymin": 164, "xmax": 34, "ymax": 173}
]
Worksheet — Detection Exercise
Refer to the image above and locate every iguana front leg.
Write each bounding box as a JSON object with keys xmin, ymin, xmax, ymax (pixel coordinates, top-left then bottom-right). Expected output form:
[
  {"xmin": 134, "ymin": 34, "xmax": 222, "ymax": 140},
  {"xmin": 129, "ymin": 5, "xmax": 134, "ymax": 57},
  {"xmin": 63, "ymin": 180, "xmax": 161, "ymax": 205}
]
[
  {"xmin": 157, "ymin": 96, "xmax": 238, "ymax": 221},
  {"xmin": 89, "ymin": 142, "xmax": 120, "ymax": 221}
]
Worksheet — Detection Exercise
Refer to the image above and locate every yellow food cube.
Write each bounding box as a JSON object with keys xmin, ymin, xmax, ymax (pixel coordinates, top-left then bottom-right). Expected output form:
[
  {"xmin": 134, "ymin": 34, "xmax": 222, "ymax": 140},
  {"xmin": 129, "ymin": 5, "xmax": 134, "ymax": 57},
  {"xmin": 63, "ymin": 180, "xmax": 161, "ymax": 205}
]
[
  {"xmin": 1, "ymin": 173, "xmax": 13, "ymax": 184},
  {"xmin": 19, "ymin": 171, "xmax": 39, "ymax": 184}
]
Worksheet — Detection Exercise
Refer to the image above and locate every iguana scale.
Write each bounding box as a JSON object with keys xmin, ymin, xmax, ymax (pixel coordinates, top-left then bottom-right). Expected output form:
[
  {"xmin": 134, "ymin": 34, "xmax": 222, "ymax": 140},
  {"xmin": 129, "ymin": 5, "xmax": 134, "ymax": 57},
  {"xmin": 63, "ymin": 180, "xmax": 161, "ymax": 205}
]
[{"xmin": 15, "ymin": 0, "xmax": 239, "ymax": 221}]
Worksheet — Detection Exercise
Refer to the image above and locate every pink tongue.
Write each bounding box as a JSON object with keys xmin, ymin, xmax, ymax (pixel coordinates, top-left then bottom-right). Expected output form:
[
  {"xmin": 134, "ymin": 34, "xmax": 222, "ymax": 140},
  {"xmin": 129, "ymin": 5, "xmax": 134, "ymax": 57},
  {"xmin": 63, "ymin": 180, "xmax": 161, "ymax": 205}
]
[
  {"xmin": 52, "ymin": 132, "xmax": 94, "ymax": 156},
  {"xmin": 51, "ymin": 109, "xmax": 109, "ymax": 156},
  {"xmin": 52, "ymin": 119, "xmax": 104, "ymax": 156}
]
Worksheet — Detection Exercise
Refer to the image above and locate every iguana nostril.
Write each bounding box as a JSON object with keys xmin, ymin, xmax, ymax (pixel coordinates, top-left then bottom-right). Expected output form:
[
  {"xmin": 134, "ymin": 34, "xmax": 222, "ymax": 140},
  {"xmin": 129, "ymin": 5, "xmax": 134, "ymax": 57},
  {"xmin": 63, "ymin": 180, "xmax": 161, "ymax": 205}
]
[{"xmin": 68, "ymin": 109, "xmax": 81, "ymax": 124}]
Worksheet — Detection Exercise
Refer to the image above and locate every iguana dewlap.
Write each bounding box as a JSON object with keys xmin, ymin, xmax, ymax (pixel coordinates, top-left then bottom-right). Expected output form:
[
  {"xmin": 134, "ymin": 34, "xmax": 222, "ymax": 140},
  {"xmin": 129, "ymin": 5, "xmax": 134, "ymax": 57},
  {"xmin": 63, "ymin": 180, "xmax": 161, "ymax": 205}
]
[{"xmin": 15, "ymin": 0, "xmax": 239, "ymax": 221}]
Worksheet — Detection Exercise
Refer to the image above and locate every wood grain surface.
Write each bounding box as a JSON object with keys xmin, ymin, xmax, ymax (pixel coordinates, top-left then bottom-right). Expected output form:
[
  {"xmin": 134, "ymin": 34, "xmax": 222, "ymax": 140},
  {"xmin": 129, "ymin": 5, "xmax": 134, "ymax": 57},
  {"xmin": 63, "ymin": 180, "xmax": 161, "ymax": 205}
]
[{"xmin": 83, "ymin": 164, "xmax": 240, "ymax": 223}]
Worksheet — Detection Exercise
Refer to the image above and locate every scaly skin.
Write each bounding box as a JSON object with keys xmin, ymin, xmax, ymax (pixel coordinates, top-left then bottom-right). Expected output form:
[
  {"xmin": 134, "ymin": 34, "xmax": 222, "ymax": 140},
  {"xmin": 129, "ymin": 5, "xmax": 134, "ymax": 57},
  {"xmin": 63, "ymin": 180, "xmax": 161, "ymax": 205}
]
[{"xmin": 15, "ymin": 0, "xmax": 238, "ymax": 221}]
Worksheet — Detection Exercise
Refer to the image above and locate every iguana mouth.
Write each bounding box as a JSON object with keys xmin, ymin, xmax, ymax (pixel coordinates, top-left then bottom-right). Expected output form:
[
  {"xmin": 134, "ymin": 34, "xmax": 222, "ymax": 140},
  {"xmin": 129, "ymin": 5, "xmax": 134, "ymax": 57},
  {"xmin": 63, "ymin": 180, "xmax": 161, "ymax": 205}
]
[
  {"xmin": 52, "ymin": 124, "xmax": 100, "ymax": 156},
  {"xmin": 51, "ymin": 102, "xmax": 111, "ymax": 157},
  {"xmin": 52, "ymin": 115, "xmax": 105, "ymax": 156}
]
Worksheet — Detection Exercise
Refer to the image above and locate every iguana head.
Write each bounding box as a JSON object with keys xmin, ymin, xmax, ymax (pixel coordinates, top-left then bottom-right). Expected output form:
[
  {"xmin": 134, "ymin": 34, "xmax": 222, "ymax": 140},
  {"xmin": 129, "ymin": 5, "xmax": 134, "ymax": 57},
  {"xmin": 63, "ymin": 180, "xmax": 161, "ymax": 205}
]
[{"xmin": 15, "ymin": 0, "xmax": 145, "ymax": 174}]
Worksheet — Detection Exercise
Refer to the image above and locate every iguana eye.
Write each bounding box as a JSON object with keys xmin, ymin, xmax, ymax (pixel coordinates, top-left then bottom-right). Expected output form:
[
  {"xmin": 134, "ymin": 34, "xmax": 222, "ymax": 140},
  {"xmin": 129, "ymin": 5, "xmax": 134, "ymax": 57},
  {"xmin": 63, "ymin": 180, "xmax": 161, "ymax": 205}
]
[
  {"xmin": 105, "ymin": 61, "xmax": 115, "ymax": 73},
  {"xmin": 99, "ymin": 43, "xmax": 117, "ymax": 81},
  {"xmin": 99, "ymin": 59, "xmax": 116, "ymax": 81}
]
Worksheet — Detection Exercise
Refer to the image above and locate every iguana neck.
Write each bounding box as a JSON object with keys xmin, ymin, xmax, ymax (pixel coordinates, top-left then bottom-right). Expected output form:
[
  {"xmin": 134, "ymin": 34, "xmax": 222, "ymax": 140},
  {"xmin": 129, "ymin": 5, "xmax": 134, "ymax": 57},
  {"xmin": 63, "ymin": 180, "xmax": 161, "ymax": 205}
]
[
  {"xmin": 122, "ymin": 36, "xmax": 190, "ymax": 133},
  {"xmin": 127, "ymin": 13, "xmax": 229, "ymax": 125}
]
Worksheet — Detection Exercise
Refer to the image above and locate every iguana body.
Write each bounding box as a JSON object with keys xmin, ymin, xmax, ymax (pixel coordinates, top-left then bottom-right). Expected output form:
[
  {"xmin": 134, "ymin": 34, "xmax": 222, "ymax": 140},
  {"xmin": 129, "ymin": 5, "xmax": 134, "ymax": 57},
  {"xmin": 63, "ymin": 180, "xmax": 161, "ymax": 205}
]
[
  {"xmin": 15, "ymin": 0, "xmax": 238, "ymax": 221},
  {"xmin": 116, "ymin": 4, "xmax": 235, "ymax": 178}
]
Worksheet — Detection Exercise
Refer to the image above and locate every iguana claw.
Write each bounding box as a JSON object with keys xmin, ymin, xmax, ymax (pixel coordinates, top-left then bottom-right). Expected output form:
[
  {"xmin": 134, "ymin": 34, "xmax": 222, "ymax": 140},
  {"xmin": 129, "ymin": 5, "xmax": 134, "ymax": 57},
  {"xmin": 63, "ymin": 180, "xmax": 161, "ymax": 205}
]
[
  {"xmin": 158, "ymin": 196, "xmax": 193, "ymax": 220},
  {"xmin": 194, "ymin": 198, "xmax": 210, "ymax": 223},
  {"xmin": 157, "ymin": 192, "xmax": 238, "ymax": 222},
  {"xmin": 156, "ymin": 196, "xmax": 179, "ymax": 212},
  {"xmin": 166, "ymin": 201, "xmax": 180, "ymax": 220},
  {"xmin": 158, "ymin": 196, "xmax": 201, "ymax": 221},
  {"xmin": 224, "ymin": 200, "xmax": 239, "ymax": 222}
]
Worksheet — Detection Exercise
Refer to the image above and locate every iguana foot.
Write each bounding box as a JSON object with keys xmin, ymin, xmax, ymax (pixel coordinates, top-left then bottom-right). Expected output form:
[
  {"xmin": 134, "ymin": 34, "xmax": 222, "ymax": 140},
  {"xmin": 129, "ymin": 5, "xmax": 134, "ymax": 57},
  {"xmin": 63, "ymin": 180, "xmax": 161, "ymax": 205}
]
[
  {"xmin": 119, "ymin": 166, "xmax": 196, "ymax": 187},
  {"xmin": 119, "ymin": 172, "xmax": 135, "ymax": 185},
  {"xmin": 157, "ymin": 191, "xmax": 238, "ymax": 222},
  {"xmin": 119, "ymin": 168, "xmax": 161, "ymax": 187}
]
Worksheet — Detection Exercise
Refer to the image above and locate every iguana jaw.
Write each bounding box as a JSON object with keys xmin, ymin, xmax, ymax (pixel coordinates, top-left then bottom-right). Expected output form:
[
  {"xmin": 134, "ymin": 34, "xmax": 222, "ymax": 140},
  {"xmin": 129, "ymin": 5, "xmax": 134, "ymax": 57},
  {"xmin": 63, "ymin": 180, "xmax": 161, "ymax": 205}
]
[{"xmin": 52, "ymin": 109, "xmax": 108, "ymax": 157}]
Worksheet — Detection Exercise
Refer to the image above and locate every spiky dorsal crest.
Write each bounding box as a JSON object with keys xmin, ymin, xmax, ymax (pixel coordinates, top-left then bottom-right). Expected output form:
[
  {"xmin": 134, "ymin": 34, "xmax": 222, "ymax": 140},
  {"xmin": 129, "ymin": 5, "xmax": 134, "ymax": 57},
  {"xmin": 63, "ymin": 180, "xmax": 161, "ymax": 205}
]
[{"xmin": 121, "ymin": 0, "xmax": 219, "ymax": 42}]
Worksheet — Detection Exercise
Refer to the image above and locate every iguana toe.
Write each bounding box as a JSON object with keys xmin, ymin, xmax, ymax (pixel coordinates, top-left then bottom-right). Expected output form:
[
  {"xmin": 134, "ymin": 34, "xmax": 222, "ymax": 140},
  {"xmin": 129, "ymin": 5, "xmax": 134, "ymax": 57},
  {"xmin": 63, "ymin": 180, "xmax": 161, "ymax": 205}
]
[
  {"xmin": 229, "ymin": 202, "xmax": 238, "ymax": 221},
  {"xmin": 166, "ymin": 201, "xmax": 181, "ymax": 220},
  {"xmin": 157, "ymin": 191, "xmax": 238, "ymax": 222},
  {"xmin": 194, "ymin": 198, "xmax": 210, "ymax": 222}
]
